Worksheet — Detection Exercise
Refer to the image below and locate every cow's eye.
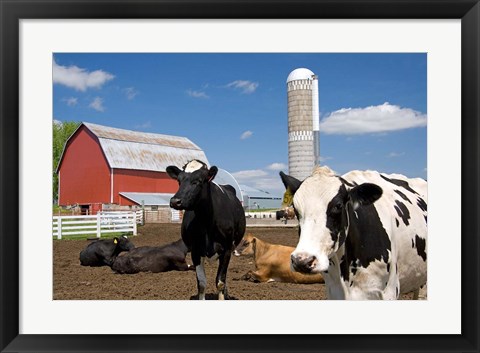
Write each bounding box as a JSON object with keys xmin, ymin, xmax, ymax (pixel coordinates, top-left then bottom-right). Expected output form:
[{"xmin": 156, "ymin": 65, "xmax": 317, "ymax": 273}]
[{"xmin": 333, "ymin": 203, "xmax": 343, "ymax": 213}]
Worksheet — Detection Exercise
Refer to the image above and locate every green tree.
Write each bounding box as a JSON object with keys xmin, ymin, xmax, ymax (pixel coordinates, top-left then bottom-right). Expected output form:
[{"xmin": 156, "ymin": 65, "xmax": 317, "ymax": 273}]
[{"xmin": 53, "ymin": 120, "xmax": 80, "ymax": 203}]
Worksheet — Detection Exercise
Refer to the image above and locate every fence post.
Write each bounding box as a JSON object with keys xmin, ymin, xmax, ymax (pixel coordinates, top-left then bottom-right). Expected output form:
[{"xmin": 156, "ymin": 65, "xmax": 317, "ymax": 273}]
[
  {"xmin": 132, "ymin": 212, "xmax": 137, "ymax": 236},
  {"xmin": 57, "ymin": 218, "xmax": 62, "ymax": 240},
  {"xmin": 97, "ymin": 212, "xmax": 101, "ymax": 238}
]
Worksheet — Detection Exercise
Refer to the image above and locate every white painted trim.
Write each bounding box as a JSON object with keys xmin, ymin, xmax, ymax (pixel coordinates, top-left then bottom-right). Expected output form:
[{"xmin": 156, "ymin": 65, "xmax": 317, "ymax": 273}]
[{"xmin": 110, "ymin": 168, "xmax": 114, "ymax": 204}]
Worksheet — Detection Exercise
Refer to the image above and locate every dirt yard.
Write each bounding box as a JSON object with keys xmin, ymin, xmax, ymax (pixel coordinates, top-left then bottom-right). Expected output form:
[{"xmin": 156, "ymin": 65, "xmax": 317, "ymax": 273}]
[{"xmin": 53, "ymin": 223, "xmax": 414, "ymax": 300}]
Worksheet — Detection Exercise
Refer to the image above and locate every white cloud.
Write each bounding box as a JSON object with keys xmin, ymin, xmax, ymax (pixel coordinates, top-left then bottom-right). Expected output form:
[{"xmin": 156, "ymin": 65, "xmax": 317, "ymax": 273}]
[
  {"xmin": 53, "ymin": 59, "xmax": 114, "ymax": 91},
  {"xmin": 319, "ymin": 102, "xmax": 427, "ymax": 135},
  {"xmin": 62, "ymin": 97, "xmax": 78, "ymax": 107},
  {"xmin": 226, "ymin": 80, "xmax": 259, "ymax": 94},
  {"xmin": 388, "ymin": 152, "xmax": 405, "ymax": 158},
  {"xmin": 319, "ymin": 156, "xmax": 333, "ymax": 162},
  {"xmin": 266, "ymin": 163, "xmax": 287, "ymax": 171},
  {"xmin": 186, "ymin": 89, "xmax": 209, "ymax": 99},
  {"xmin": 232, "ymin": 168, "xmax": 285, "ymax": 195},
  {"xmin": 247, "ymin": 177, "xmax": 284, "ymax": 194},
  {"xmin": 53, "ymin": 119, "xmax": 62, "ymax": 126},
  {"xmin": 232, "ymin": 169, "xmax": 268, "ymax": 181},
  {"xmin": 89, "ymin": 97, "xmax": 105, "ymax": 112},
  {"xmin": 124, "ymin": 87, "xmax": 139, "ymax": 100},
  {"xmin": 240, "ymin": 130, "xmax": 253, "ymax": 140}
]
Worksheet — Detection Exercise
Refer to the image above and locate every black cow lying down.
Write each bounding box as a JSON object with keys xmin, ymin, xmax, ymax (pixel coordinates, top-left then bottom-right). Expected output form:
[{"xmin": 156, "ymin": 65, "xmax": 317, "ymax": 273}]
[
  {"xmin": 79, "ymin": 236, "xmax": 135, "ymax": 267},
  {"xmin": 112, "ymin": 239, "xmax": 194, "ymax": 274}
]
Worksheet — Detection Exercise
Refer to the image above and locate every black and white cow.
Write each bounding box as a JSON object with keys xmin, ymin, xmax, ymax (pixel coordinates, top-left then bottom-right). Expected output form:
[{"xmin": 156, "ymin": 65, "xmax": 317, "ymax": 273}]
[
  {"xmin": 280, "ymin": 166, "xmax": 427, "ymax": 300},
  {"xmin": 112, "ymin": 239, "xmax": 194, "ymax": 274},
  {"xmin": 79, "ymin": 236, "xmax": 135, "ymax": 267},
  {"xmin": 166, "ymin": 160, "xmax": 246, "ymax": 300}
]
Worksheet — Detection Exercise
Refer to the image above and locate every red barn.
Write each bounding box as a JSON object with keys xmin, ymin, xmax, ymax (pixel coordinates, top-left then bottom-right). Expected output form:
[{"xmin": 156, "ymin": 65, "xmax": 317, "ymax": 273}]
[{"xmin": 56, "ymin": 122, "xmax": 209, "ymax": 214}]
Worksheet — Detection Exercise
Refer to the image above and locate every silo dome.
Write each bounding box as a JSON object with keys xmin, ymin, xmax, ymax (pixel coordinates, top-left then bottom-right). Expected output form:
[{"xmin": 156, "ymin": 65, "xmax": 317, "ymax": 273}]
[{"xmin": 286, "ymin": 68, "xmax": 315, "ymax": 83}]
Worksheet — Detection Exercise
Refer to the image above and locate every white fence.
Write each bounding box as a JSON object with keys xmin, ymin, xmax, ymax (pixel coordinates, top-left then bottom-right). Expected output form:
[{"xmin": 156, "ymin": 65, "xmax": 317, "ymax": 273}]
[
  {"xmin": 101, "ymin": 210, "xmax": 144, "ymax": 225},
  {"xmin": 245, "ymin": 211, "xmax": 277, "ymax": 219},
  {"xmin": 53, "ymin": 211, "xmax": 140, "ymax": 239}
]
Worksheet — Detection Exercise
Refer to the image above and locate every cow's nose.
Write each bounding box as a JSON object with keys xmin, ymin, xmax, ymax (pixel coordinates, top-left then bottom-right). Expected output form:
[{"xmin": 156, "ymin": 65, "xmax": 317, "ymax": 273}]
[
  {"xmin": 170, "ymin": 197, "xmax": 182, "ymax": 209},
  {"xmin": 291, "ymin": 253, "xmax": 317, "ymax": 273}
]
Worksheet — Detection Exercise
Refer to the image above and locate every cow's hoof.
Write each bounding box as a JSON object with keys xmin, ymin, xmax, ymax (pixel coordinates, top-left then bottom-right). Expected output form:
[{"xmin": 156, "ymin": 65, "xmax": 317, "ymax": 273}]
[
  {"xmin": 240, "ymin": 272, "xmax": 252, "ymax": 281},
  {"xmin": 219, "ymin": 293, "xmax": 230, "ymax": 300}
]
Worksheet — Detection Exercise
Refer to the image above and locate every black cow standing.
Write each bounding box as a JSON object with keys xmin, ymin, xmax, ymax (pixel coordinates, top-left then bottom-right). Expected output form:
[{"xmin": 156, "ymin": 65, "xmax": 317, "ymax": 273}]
[
  {"xmin": 112, "ymin": 239, "xmax": 194, "ymax": 274},
  {"xmin": 79, "ymin": 236, "xmax": 135, "ymax": 267},
  {"xmin": 166, "ymin": 160, "xmax": 246, "ymax": 300}
]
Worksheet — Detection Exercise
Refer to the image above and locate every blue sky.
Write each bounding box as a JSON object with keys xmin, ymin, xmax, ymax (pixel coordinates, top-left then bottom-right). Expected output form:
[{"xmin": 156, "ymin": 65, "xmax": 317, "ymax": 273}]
[{"xmin": 53, "ymin": 53, "xmax": 427, "ymax": 195}]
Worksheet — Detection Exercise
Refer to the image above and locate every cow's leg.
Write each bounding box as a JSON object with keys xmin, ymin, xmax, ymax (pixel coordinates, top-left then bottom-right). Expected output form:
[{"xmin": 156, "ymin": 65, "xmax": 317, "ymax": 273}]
[
  {"xmin": 195, "ymin": 256, "xmax": 207, "ymax": 300},
  {"xmin": 241, "ymin": 270, "xmax": 257, "ymax": 282},
  {"xmin": 414, "ymin": 284, "xmax": 427, "ymax": 300},
  {"xmin": 241, "ymin": 270, "xmax": 268, "ymax": 283},
  {"xmin": 216, "ymin": 251, "xmax": 232, "ymax": 300},
  {"xmin": 103, "ymin": 256, "xmax": 114, "ymax": 267},
  {"xmin": 172, "ymin": 259, "xmax": 190, "ymax": 271},
  {"xmin": 419, "ymin": 284, "xmax": 428, "ymax": 299}
]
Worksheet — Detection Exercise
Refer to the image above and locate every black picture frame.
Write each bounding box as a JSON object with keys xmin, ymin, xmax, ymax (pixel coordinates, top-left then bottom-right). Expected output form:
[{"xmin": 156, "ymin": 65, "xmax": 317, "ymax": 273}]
[{"xmin": 1, "ymin": 1, "xmax": 479, "ymax": 352}]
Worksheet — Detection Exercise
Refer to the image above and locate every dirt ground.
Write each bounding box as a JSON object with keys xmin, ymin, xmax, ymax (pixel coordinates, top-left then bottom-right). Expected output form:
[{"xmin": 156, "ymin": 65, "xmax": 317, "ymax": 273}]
[{"xmin": 53, "ymin": 223, "xmax": 413, "ymax": 300}]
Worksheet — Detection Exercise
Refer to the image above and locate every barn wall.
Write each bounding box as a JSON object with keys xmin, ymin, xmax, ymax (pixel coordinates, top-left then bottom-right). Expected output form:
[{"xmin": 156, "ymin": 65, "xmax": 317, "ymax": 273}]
[
  {"xmin": 58, "ymin": 126, "xmax": 111, "ymax": 205},
  {"xmin": 114, "ymin": 169, "xmax": 178, "ymax": 205}
]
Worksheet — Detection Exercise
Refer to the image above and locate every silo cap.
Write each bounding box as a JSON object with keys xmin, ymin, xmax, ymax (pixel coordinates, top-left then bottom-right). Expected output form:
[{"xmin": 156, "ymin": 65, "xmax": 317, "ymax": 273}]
[{"xmin": 286, "ymin": 68, "xmax": 315, "ymax": 83}]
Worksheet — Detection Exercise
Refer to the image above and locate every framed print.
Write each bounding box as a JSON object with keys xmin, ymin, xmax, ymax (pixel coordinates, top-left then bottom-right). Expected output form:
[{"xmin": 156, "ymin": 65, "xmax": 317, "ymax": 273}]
[{"xmin": 1, "ymin": 0, "xmax": 479, "ymax": 352}]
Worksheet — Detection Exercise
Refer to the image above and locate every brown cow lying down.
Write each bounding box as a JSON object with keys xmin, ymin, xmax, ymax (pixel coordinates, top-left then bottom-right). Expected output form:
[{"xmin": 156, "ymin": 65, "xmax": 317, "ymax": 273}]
[
  {"xmin": 234, "ymin": 233, "xmax": 324, "ymax": 284},
  {"xmin": 112, "ymin": 239, "xmax": 194, "ymax": 274}
]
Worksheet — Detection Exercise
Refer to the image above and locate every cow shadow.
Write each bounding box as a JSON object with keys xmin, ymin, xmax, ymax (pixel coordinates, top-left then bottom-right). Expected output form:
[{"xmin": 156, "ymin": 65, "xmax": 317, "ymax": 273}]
[{"xmin": 189, "ymin": 293, "xmax": 238, "ymax": 300}]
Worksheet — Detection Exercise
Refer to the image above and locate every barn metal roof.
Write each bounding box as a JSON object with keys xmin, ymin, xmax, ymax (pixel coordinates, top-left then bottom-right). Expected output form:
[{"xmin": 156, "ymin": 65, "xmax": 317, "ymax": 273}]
[
  {"xmin": 119, "ymin": 192, "xmax": 174, "ymax": 206},
  {"xmin": 83, "ymin": 122, "xmax": 209, "ymax": 172}
]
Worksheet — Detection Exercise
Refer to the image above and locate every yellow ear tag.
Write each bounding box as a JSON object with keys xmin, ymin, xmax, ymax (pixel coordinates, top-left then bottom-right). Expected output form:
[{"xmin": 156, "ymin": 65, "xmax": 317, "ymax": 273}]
[
  {"xmin": 282, "ymin": 187, "xmax": 294, "ymax": 207},
  {"xmin": 114, "ymin": 239, "xmax": 118, "ymax": 244}
]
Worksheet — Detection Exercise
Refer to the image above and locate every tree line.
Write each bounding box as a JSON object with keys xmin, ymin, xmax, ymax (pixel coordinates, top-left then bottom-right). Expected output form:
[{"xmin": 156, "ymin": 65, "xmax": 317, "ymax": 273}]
[{"xmin": 53, "ymin": 121, "xmax": 80, "ymax": 203}]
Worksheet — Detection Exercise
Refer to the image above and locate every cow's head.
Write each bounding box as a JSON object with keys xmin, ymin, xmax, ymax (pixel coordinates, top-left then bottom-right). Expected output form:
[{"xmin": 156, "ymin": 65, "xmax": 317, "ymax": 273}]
[
  {"xmin": 233, "ymin": 233, "xmax": 255, "ymax": 257},
  {"xmin": 166, "ymin": 160, "xmax": 218, "ymax": 210},
  {"xmin": 114, "ymin": 235, "xmax": 135, "ymax": 251},
  {"xmin": 280, "ymin": 166, "xmax": 382, "ymax": 274}
]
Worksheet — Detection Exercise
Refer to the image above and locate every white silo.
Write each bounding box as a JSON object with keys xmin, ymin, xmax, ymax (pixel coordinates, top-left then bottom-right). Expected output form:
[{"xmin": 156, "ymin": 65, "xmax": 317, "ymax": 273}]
[{"xmin": 286, "ymin": 68, "xmax": 320, "ymax": 181}]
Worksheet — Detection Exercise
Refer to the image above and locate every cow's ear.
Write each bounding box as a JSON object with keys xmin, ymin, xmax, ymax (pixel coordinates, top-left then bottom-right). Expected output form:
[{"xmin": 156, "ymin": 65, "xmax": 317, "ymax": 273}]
[
  {"xmin": 166, "ymin": 166, "xmax": 182, "ymax": 180},
  {"xmin": 279, "ymin": 171, "xmax": 302, "ymax": 195},
  {"xmin": 349, "ymin": 183, "xmax": 383, "ymax": 210},
  {"xmin": 207, "ymin": 166, "xmax": 218, "ymax": 182}
]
